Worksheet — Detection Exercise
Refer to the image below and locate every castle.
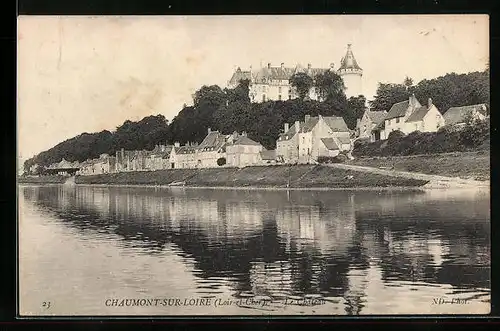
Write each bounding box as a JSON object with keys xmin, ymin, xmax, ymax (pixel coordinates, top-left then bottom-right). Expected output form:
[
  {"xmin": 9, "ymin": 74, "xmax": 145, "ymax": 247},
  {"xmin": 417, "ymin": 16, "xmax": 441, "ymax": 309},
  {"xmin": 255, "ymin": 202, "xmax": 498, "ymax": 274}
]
[{"xmin": 227, "ymin": 44, "xmax": 363, "ymax": 101}]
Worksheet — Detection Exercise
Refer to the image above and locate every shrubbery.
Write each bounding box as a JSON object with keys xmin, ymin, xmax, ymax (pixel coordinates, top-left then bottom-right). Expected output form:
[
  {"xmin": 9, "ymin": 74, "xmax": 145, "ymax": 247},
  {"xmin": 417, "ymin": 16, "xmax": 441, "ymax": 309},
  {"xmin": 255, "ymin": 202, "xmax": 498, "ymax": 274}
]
[
  {"xmin": 353, "ymin": 120, "xmax": 490, "ymax": 157},
  {"xmin": 217, "ymin": 157, "xmax": 226, "ymax": 166},
  {"xmin": 317, "ymin": 153, "xmax": 348, "ymax": 164}
]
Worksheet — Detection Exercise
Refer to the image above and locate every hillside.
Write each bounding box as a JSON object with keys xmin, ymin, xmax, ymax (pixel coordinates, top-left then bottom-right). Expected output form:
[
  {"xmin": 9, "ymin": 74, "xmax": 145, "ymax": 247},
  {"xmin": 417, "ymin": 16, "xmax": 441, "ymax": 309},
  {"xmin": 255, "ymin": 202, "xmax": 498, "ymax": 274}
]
[{"xmin": 24, "ymin": 69, "xmax": 489, "ymax": 174}]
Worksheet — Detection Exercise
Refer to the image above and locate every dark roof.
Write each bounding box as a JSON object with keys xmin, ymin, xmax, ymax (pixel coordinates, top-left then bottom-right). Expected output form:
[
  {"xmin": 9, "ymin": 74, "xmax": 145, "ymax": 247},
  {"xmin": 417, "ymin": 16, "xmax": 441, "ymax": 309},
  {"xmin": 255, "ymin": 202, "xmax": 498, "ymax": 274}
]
[
  {"xmin": 251, "ymin": 65, "xmax": 328, "ymax": 84},
  {"xmin": 260, "ymin": 150, "xmax": 276, "ymax": 160},
  {"xmin": 278, "ymin": 115, "xmax": 349, "ymax": 141},
  {"xmin": 385, "ymin": 95, "xmax": 422, "ymax": 120},
  {"xmin": 151, "ymin": 145, "xmax": 173, "ymax": 154},
  {"xmin": 278, "ymin": 122, "xmax": 299, "ymax": 141},
  {"xmin": 336, "ymin": 136, "xmax": 351, "ymax": 144},
  {"xmin": 321, "ymin": 138, "xmax": 339, "ymax": 151},
  {"xmin": 338, "ymin": 44, "xmax": 362, "ymax": 71},
  {"xmin": 300, "ymin": 117, "xmax": 320, "ymax": 133},
  {"xmin": 323, "ymin": 116, "xmax": 350, "ymax": 132},
  {"xmin": 366, "ymin": 110, "xmax": 387, "ymax": 125},
  {"xmin": 198, "ymin": 131, "xmax": 226, "ymax": 151},
  {"xmin": 385, "ymin": 100, "xmax": 409, "ymax": 120},
  {"xmin": 443, "ymin": 104, "xmax": 488, "ymax": 126},
  {"xmin": 176, "ymin": 146, "xmax": 198, "ymax": 154},
  {"xmin": 232, "ymin": 136, "xmax": 262, "ymax": 146},
  {"xmin": 228, "ymin": 68, "xmax": 252, "ymax": 86},
  {"xmin": 406, "ymin": 106, "xmax": 430, "ymax": 123}
]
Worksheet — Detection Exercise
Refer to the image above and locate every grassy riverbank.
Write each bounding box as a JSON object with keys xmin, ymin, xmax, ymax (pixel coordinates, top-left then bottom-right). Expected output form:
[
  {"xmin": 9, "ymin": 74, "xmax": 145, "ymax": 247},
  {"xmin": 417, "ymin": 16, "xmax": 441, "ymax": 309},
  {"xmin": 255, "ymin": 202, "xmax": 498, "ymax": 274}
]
[
  {"xmin": 347, "ymin": 151, "xmax": 490, "ymax": 181},
  {"xmin": 18, "ymin": 165, "xmax": 428, "ymax": 188}
]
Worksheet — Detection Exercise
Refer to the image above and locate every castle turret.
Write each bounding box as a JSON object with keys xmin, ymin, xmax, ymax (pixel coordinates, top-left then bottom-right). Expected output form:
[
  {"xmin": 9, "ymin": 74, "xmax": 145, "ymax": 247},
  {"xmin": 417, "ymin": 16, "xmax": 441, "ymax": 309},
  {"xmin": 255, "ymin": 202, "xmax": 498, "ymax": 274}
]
[{"xmin": 337, "ymin": 44, "xmax": 363, "ymax": 98}]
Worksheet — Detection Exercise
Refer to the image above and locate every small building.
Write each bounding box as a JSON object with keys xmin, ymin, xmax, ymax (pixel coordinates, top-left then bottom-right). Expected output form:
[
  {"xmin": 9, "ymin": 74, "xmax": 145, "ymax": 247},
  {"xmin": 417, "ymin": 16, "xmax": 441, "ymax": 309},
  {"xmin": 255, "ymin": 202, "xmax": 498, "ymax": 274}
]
[
  {"xmin": 277, "ymin": 114, "xmax": 351, "ymax": 164},
  {"xmin": 92, "ymin": 154, "xmax": 116, "ymax": 174},
  {"xmin": 356, "ymin": 110, "xmax": 387, "ymax": 139},
  {"xmin": 259, "ymin": 149, "xmax": 277, "ymax": 165},
  {"xmin": 276, "ymin": 122, "xmax": 300, "ymax": 164},
  {"xmin": 226, "ymin": 132, "xmax": 264, "ymax": 167},
  {"xmin": 404, "ymin": 99, "xmax": 445, "ymax": 133},
  {"xmin": 371, "ymin": 94, "xmax": 445, "ymax": 141},
  {"xmin": 318, "ymin": 138, "xmax": 341, "ymax": 157},
  {"xmin": 443, "ymin": 104, "xmax": 488, "ymax": 127},
  {"xmin": 169, "ymin": 142, "xmax": 198, "ymax": 169},
  {"xmin": 145, "ymin": 144, "xmax": 173, "ymax": 171},
  {"xmin": 196, "ymin": 128, "xmax": 228, "ymax": 168}
]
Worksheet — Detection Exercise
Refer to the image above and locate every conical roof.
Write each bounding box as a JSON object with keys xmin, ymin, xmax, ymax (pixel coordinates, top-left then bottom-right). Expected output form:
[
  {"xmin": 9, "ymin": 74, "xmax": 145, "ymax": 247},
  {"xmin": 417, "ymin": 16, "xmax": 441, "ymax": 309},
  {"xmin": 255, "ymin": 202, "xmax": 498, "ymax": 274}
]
[{"xmin": 339, "ymin": 44, "xmax": 362, "ymax": 71}]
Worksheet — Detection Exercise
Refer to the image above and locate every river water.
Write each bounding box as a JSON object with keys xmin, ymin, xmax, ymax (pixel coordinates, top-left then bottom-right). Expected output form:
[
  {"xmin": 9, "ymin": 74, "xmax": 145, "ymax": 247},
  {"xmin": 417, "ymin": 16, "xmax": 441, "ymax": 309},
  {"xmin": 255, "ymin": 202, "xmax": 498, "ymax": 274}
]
[{"xmin": 18, "ymin": 185, "xmax": 490, "ymax": 316}]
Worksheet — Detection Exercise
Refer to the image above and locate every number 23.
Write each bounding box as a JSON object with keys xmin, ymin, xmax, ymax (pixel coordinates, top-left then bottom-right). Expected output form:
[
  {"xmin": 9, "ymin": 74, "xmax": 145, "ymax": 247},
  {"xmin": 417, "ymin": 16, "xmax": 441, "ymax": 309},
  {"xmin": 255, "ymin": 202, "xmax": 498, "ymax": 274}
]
[{"xmin": 42, "ymin": 301, "xmax": 51, "ymax": 309}]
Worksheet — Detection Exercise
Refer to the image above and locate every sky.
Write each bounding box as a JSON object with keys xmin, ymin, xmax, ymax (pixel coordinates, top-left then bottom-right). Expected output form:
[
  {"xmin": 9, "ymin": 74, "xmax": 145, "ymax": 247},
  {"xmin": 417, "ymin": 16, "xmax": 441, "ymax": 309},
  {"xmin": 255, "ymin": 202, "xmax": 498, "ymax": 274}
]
[{"xmin": 17, "ymin": 15, "xmax": 489, "ymax": 161}]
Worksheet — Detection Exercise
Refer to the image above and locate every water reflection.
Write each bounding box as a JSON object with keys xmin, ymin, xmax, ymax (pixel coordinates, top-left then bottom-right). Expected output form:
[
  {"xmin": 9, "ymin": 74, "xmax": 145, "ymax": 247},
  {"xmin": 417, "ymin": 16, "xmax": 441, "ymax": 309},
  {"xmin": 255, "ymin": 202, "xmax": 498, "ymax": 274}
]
[{"xmin": 20, "ymin": 185, "xmax": 490, "ymax": 315}]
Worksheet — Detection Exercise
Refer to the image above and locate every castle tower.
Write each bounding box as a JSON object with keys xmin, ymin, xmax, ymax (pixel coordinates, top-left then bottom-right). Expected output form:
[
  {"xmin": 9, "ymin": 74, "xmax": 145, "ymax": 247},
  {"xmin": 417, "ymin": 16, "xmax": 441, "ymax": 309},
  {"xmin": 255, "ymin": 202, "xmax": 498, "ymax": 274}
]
[{"xmin": 337, "ymin": 44, "xmax": 363, "ymax": 98}]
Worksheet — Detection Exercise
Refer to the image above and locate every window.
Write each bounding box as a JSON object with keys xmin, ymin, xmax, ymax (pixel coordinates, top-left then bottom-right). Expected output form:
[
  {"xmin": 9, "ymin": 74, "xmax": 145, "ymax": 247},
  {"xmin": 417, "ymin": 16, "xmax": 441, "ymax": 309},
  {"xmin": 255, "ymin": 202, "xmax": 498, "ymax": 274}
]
[
  {"xmin": 278, "ymin": 87, "xmax": 282, "ymax": 93},
  {"xmin": 363, "ymin": 125, "xmax": 367, "ymax": 133},
  {"xmin": 279, "ymin": 95, "xmax": 282, "ymax": 100},
  {"xmin": 396, "ymin": 118, "xmax": 400, "ymax": 123},
  {"xmin": 262, "ymin": 94, "xmax": 266, "ymax": 102},
  {"xmin": 288, "ymin": 95, "xmax": 291, "ymax": 100}
]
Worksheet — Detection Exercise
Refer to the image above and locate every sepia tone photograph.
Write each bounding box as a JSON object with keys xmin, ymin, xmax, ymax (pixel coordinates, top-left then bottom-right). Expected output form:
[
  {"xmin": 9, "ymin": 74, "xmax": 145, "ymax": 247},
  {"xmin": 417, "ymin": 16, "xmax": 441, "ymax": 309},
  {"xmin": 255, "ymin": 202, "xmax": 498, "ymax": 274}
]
[{"xmin": 17, "ymin": 15, "xmax": 490, "ymax": 316}]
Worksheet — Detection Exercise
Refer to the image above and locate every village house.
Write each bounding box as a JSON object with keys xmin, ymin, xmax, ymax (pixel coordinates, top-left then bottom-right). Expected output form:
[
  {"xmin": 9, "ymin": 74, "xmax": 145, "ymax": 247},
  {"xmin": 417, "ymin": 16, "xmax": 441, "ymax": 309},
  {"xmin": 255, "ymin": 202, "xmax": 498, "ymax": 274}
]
[
  {"xmin": 195, "ymin": 128, "xmax": 228, "ymax": 168},
  {"xmin": 115, "ymin": 149, "xmax": 151, "ymax": 172},
  {"xmin": 46, "ymin": 158, "xmax": 81, "ymax": 176},
  {"xmin": 258, "ymin": 149, "xmax": 277, "ymax": 165},
  {"xmin": 226, "ymin": 132, "xmax": 264, "ymax": 167},
  {"xmin": 371, "ymin": 94, "xmax": 445, "ymax": 141},
  {"xmin": 169, "ymin": 142, "xmax": 199, "ymax": 169},
  {"xmin": 92, "ymin": 154, "xmax": 116, "ymax": 174},
  {"xmin": 145, "ymin": 144, "xmax": 173, "ymax": 171},
  {"xmin": 443, "ymin": 104, "xmax": 489, "ymax": 127},
  {"xmin": 276, "ymin": 114, "xmax": 351, "ymax": 164},
  {"xmin": 77, "ymin": 159, "xmax": 96, "ymax": 176},
  {"xmin": 356, "ymin": 110, "xmax": 387, "ymax": 139}
]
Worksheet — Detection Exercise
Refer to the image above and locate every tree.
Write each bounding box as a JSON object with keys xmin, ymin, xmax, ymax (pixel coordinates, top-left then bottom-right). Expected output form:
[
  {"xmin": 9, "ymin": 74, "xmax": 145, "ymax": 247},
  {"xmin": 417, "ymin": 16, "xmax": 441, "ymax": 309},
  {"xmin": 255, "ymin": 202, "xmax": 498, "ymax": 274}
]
[
  {"xmin": 369, "ymin": 83, "xmax": 410, "ymax": 112},
  {"xmin": 348, "ymin": 95, "xmax": 367, "ymax": 120},
  {"xmin": 404, "ymin": 76, "xmax": 414, "ymax": 93},
  {"xmin": 314, "ymin": 70, "xmax": 346, "ymax": 102},
  {"xmin": 193, "ymin": 85, "xmax": 227, "ymax": 109},
  {"xmin": 217, "ymin": 157, "xmax": 226, "ymax": 166},
  {"xmin": 289, "ymin": 73, "xmax": 313, "ymax": 100}
]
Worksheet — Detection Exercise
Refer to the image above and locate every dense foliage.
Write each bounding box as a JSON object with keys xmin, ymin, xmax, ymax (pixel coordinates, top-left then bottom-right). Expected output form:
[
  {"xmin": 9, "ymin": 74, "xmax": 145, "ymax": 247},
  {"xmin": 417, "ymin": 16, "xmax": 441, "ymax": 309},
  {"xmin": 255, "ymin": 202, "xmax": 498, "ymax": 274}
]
[
  {"xmin": 369, "ymin": 70, "xmax": 489, "ymax": 113},
  {"xmin": 353, "ymin": 118, "xmax": 490, "ymax": 157}
]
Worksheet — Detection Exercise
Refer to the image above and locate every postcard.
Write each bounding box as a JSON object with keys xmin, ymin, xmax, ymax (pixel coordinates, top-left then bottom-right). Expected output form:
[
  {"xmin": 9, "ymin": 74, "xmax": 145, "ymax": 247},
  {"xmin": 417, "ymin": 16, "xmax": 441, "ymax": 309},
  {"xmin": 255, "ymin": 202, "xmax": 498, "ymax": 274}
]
[{"xmin": 17, "ymin": 15, "xmax": 490, "ymax": 316}]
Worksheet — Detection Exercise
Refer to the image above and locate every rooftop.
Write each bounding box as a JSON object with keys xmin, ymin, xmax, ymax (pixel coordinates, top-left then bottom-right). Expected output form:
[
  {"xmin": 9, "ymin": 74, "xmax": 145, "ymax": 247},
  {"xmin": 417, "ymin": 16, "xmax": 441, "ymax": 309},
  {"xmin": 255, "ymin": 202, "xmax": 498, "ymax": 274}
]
[
  {"xmin": 338, "ymin": 44, "xmax": 362, "ymax": 71},
  {"xmin": 321, "ymin": 138, "xmax": 340, "ymax": 151},
  {"xmin": 443, "ymin": 104, "xmax": 488, "ymax": 125}
]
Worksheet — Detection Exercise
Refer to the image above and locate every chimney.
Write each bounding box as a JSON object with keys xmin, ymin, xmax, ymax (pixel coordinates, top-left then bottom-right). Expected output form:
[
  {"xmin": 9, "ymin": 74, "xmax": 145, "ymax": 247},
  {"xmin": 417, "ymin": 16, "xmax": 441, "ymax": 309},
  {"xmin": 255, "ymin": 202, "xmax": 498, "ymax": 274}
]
[
  {"xmin": 174, "ymin": 142, "xmax": 180, "ymax": 148},
  {"xmin": 295, "ymin": 121, "xmax": 300, "ymax": 133},
  {"xmin": 233, "ymin": 131, "xmax": 238, "ymax": 140},
  {"xmin": 242, "ymin": 131, "xmax": 247, "ymax": 137},
  {"xmin": 305, "ymin": 114, "xmax": 311, "ymax": 122},
  {"xmin": 281, "ymin": 62, "xmax": 284, "ymax": 69},
  {"xmin": 208, "ymin": 127, "xmax": 211, "ymax": 134},
  {"xmin": 308, "ymin": 63, "xmax": 311, "ymax": 69},
  {"xmin": 267, "ymin": 63, "xmax": 271, "ymax": 69},
  {"xmin": 428, "ymin": 98, "xmax": 433, "ymax": 108},
  {"xmin": 284, "ymin": 123, "xmax": 289, "ymax": 132}
]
